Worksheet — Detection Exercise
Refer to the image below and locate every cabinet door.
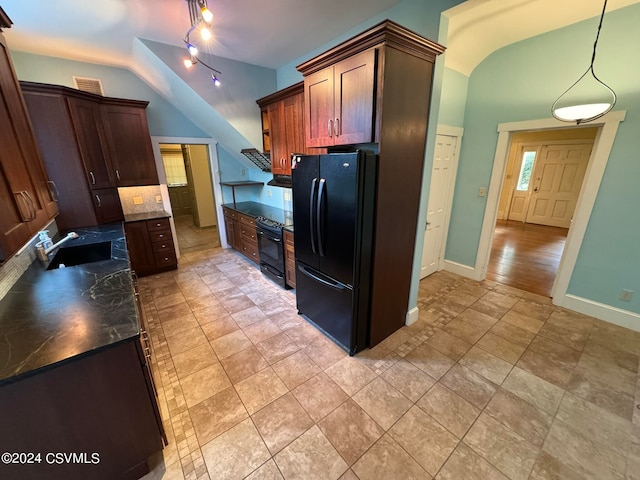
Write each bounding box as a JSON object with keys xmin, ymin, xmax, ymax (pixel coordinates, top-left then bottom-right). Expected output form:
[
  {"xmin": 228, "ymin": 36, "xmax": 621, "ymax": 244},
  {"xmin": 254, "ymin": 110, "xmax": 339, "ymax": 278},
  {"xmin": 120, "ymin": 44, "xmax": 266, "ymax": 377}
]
[
  {"xmin": 92, "ymin": 188, "xmax": 124, "ymax": 224},
  {"xmin": 223, "ymin": 216, "xmax": 239, "ymax": 249},
  {"xmin": 333, "ymin": 49, "xmax": 376, "ymax": 146},
  {"xmin": 23, "ymin": 90, "xmax": 99, "ymax": 230},
  {"xmin": 268, "ymin": 101, "xmax": 287, "ymax": 175},
  {"xmin": 0, "ymin": 35, "xmax": 55, "ymax": 230},
  {"xmin": 101, "ymin": 104, "xmax": 159, "ymax": 186},
  {"xmin": 67, "ymin": 97, "xmax": 115, "ymax": 190},
  {"xmin": 282, "ymin": 92, "xmax": 305, "ymax": 175},
  {"xmin": 124, "ymin": 221, "xmax": 156, "ymax": 277},
  {"xmin": 304, "ymin": 67, "xmax": 334, "ymax": 147}
]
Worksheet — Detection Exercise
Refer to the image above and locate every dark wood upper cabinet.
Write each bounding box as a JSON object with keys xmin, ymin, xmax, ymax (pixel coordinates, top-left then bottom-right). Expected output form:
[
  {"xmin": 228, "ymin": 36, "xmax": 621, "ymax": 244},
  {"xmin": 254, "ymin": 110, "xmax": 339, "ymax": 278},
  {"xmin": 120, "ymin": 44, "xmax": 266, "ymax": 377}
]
[
  {"xmin": 257, "ymin": 82, "xmax": 309, "ymax": 176},
  {"xmin": 0, "ymin": 21, "xmax": 58, "ymax": 261},
  {"xmin": 304, "ymin": 49, "xmax": 376, "ymax": 147},
  {"xmin": 21, "ymin": 82, "xmax": 160, "ymax": 230},
  {"xmin": 67, "ymin": 96, "xmax": 115, "ymax": 190},
  {"xmin": 101, "ymin": 103, "xmax": 159, "ymax": 186}
]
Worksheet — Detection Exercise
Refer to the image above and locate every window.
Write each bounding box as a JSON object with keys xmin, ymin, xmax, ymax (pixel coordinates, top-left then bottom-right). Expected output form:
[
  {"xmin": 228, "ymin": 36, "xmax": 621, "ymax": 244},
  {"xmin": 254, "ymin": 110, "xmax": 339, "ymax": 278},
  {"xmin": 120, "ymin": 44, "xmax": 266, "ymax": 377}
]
[
  {"xmin": 516, "ymin": 151, "xmax": 536, "ymax": 191},
  {"xmin": 161, "ymin": 150, "xmax": 188, "ymax": 186}
]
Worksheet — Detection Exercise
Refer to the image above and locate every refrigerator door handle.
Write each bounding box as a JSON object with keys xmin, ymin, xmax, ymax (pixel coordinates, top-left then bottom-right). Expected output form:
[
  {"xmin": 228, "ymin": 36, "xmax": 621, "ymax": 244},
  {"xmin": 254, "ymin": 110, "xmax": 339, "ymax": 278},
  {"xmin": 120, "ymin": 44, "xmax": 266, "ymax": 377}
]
[
  {"xmin": 298, "ymin": 264, "xmax": 345, "ymax": 291},
  {"xmin": 310, "ymin": 178, "xmax": 318, "ymax": 254},
  {"xmin": 317, "ymin": 178, "xmax": 326, "ymax": 257}
]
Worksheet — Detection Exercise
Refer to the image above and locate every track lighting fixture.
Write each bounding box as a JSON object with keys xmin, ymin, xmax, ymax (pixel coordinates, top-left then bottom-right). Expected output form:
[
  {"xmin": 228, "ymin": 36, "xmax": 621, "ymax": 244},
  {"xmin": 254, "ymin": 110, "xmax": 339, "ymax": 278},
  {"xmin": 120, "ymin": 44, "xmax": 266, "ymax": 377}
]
[{"xmin": 183, "ymin": 0, "xmax": 222, "ymax": 86}]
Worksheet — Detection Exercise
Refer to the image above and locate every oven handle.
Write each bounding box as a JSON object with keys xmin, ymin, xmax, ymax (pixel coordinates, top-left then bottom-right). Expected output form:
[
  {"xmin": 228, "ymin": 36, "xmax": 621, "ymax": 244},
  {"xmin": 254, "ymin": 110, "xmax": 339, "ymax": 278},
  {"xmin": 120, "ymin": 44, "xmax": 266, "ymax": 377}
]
[
  {"xmin": 256, "ymin": 230, "xmax": 282, "ymax": 243},
  {"xmin": 261, "ymin": 263, "xmax": 285, "ymax": 279}
]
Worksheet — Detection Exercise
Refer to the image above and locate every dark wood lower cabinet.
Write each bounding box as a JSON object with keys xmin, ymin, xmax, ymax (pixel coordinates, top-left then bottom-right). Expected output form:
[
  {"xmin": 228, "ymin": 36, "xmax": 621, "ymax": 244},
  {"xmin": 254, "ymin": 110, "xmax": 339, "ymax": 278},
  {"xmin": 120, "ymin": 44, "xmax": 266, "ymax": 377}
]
[
  {"xmin": 222, "ymin": 206, "xmax": 259, "ymax": 264},
  {"xmin": 0, "ymin": 339, "xmax": 164, "ymax": 480},
  {"xmin": 124, "ymin": 217, "xmax": 177, "ymax": 277}
]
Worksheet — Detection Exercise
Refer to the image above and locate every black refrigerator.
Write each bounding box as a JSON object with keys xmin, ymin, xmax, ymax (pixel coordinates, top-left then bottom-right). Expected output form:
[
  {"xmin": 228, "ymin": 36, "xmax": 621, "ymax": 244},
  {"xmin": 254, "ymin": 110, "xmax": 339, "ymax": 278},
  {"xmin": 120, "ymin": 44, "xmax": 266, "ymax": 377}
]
[{"xmin": 291, "ymin": 151, "xmax": 377, "ymax": 355}]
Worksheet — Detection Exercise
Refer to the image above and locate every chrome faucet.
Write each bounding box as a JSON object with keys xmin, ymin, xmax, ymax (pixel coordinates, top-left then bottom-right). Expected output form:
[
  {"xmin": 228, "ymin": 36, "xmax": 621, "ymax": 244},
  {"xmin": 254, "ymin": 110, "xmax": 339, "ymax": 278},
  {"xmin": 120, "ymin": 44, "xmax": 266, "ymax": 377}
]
[{"xmin": 36, "ymin": 232, "xmax": 79, "ymax": 261}]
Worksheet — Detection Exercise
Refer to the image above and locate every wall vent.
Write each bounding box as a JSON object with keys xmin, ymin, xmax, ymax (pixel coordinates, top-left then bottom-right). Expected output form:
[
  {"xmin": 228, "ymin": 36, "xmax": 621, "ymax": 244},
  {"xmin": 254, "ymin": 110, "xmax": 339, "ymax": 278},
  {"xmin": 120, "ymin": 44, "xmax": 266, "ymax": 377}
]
[{"xmin": 72, "ymin": 76, "xmax": 104, "ymax": 96}]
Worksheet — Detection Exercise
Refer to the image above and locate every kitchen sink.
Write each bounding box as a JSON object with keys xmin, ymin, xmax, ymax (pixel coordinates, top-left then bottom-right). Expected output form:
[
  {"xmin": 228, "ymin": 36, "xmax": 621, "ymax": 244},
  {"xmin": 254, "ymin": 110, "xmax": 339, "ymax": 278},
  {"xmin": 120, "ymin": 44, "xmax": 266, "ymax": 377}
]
[{"xmin": 46, "ymin": 241, "xmax": 112, "ymax": 270}]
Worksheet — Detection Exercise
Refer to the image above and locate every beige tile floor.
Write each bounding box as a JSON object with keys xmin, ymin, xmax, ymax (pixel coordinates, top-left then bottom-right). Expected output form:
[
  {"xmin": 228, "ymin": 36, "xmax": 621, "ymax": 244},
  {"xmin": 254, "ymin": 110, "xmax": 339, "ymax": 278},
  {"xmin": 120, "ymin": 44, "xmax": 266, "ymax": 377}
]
[{"xmin": 139, "ymin": 246, "xmax": 640, "ymax": 480}]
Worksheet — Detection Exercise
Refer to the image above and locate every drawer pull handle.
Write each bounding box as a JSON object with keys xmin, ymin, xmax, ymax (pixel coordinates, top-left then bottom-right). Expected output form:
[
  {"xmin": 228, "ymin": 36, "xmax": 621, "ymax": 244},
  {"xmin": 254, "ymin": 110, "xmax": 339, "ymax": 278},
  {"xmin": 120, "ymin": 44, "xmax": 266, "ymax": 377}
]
[
  {"xmin": 158, "ymin": 234, "xmax": 164, "ymax": 238},
  {"xmin": 156, "ymin": 223, "xmax": 161, "ymax": 227}
]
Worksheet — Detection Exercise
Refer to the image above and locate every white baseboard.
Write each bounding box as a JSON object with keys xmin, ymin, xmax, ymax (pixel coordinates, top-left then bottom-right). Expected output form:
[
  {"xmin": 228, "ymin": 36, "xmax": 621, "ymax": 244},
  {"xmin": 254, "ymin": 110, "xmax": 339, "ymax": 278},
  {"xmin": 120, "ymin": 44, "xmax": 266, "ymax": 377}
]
[
  {"xmin": 559, "ymin": 294, "xmax": 640, "ymax": 333},
  {"xmin": 405, "ymin": 307, "xmax": 420, "ymax": 326},
  {"xmin": 442, "ymin": 260, "xmax": 482, "ymax": 281}
]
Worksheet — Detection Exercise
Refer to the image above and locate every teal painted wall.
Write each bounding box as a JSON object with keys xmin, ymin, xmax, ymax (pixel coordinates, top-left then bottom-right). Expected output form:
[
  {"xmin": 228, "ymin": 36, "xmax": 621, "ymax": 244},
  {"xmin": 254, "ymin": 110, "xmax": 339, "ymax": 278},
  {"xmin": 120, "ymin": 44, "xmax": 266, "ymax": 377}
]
[
  {"xmin": 439, "ymin": 67, "xmax": 468, "ymax": 128},
  {"xmin": 446, "ymin": 3, "xmax": 640, "ymax": 314},
  {"xmin": 11, "ymin": 51, "xmax": 209, "ymax": 138}
]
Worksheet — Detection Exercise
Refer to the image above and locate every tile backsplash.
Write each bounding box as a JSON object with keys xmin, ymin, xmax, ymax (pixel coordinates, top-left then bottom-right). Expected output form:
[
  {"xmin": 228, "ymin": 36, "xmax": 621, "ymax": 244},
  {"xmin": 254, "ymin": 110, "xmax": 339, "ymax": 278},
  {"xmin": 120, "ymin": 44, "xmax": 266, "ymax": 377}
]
[
  {"xmin": 118, "ymin": 186, "xmax": 165, "ymax": 215},
  {"xmin": 0, "ymin": 220, "xmax": 59, "ymax": 301}
]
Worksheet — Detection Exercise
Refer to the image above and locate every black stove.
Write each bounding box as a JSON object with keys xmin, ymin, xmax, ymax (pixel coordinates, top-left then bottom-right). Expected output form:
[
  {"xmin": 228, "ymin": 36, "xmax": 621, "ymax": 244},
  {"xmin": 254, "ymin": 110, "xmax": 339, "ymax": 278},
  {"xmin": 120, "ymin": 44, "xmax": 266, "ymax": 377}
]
[{"xmin": 255, "ymin": 216, "xmax": 290, "ymax": 289}]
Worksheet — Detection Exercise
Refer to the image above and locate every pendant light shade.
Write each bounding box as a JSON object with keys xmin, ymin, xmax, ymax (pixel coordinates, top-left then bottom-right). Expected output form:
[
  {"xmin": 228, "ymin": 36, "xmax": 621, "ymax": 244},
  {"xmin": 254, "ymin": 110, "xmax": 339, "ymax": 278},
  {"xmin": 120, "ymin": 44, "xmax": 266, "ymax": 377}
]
[{"xmin": 551, "ymin": 0, "xmax": 616, "ymax": 124}]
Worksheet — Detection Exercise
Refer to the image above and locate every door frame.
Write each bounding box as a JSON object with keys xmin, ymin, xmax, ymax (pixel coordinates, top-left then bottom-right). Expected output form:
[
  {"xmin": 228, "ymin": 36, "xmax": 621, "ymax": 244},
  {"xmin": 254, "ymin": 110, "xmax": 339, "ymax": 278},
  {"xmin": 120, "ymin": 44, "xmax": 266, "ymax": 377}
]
[
  {"xmin": 150, "ymin": 136, "xmax": 223, "ymax": 257},
  {"xmin": 421, "ymin": 125, "xmax": 463, "ymax": 276},
  {"xmin": 475, "ymin": 111, "xmax": 625, "ymax": 302}
]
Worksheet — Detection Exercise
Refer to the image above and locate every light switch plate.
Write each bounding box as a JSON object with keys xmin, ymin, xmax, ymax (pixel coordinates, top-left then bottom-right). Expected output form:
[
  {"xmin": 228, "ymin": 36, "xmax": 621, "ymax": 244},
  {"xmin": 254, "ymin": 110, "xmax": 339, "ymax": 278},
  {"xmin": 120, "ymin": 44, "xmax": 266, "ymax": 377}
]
[
  {"xmin": 155, "ymin": 195, "xmax": 162, "ymax": 203},
  {"xmin": 133, "ymin": 196, "xmax": 143, "ymax": 205}
]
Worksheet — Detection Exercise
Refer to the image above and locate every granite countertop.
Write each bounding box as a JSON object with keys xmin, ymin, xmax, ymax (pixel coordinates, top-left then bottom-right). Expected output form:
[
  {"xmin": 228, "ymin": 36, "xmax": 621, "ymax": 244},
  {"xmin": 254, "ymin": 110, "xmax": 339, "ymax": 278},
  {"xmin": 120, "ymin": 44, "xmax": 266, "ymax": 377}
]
[
  {"xmin": 123, "ymin": 210, "xmax": 171, "ymax": 223},
  {"xmin": 0, "ymin": 223, "xmax": 139, "ymax": 385},
  {"xmin": 222, "ymin": 201, "xmax": 293, "ymax": 226}
]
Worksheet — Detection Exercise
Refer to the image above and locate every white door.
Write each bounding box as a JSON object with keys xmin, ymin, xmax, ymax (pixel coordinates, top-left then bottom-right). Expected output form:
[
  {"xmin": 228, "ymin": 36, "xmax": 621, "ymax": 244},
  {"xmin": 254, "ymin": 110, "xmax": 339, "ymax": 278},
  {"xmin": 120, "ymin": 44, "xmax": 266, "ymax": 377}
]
[
  {"xmin": 508, "ymin": 147, "xmax": 539, "ymax": 222},
  {"xmin": 526, "ymin": 143, "xmax": 592, "ymax": 228},
  {"xmin": 421, "ymin": 135, "xmax": 457, "ymax": 278}
]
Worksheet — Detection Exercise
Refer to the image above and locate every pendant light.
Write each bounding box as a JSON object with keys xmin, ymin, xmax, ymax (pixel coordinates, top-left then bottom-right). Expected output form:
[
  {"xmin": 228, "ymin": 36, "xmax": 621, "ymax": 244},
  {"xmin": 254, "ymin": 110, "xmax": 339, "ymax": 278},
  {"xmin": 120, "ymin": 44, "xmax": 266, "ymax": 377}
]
[{"xmin": 551, "ymin": 0, "xmax": 616, "ymax": 124}]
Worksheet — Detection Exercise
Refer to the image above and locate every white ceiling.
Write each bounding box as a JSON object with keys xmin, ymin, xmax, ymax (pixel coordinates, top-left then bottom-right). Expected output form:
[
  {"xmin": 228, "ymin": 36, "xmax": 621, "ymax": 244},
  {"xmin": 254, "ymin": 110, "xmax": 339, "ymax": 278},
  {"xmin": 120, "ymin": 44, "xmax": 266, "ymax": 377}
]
[
  {"xmin": 2, "ymin": 0, "xmax": 639, "ymax": 75},
  {"xmin": 444, "ymin": 0, "xmax": 640, "ymax": 75}
]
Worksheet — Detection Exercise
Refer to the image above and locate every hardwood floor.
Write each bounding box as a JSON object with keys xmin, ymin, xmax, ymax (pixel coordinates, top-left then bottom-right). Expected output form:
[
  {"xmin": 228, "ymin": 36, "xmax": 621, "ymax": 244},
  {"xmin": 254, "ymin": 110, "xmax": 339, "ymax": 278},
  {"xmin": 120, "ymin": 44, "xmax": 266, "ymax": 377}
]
[{"xmin": 486, "ymin": 220, "xmax": 568, "ymax": 297}]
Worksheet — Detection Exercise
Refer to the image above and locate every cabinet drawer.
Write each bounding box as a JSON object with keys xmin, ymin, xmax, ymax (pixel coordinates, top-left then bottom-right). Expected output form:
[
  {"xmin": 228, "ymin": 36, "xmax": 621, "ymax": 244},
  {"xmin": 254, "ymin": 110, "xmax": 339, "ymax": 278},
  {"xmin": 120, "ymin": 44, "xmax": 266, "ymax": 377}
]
[
  {"xmin": 238, "ymin": 213, "xmax": 256, "ymax": 227},
  {"xmin": 154, "ymin": 251, "xmax": 177, "ymax": 268},
  {"xmin": 239, "ymin": 225, "xmax": 257, "ymax": 243},
  {"xmin": 149, "ymin": 229, "xmax": 171, "ymax": 243},
  {"xmin": 152, "ymin": 240, "xmax": 174, "ymax": 253},
  {"xmin": 222, "ymin": 207, "xmax": 237, "ymax": 220},
  {"xmin": 147, "ymin": 218, "xmax": 170, "ymax": 231},
  {"xmin": 241, "ymin": 239, "xmax": 259, "ymax": 264}
]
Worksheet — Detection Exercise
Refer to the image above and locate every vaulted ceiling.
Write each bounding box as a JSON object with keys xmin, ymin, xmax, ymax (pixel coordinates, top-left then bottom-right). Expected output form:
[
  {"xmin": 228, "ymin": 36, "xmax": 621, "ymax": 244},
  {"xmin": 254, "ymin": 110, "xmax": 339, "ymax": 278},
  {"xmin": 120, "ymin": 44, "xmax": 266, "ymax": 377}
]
[{"xmin": 3, "ymin": 0, "xmax": 638, "ymax": 77}]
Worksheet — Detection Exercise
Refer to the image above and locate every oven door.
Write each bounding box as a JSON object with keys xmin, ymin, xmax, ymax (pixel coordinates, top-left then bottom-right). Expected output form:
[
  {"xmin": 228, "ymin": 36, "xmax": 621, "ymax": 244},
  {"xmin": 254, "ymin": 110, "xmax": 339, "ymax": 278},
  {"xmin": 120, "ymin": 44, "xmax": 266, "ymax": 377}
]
[{"xmin": 256, "ymin": 227, "xmax": 284, "ymax": 269}]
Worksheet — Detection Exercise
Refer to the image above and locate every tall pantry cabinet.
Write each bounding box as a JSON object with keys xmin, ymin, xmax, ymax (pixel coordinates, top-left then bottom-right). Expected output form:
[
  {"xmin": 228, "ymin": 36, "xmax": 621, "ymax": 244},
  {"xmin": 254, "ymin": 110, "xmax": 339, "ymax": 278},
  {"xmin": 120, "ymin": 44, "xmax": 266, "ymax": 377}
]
[
  {"xmin": 297, "ymin": 20, "xmax": 445, "ymax": 346},
  {"xmin": 0, "ymin": 9, "xmax": 58, "ymax": 262}
]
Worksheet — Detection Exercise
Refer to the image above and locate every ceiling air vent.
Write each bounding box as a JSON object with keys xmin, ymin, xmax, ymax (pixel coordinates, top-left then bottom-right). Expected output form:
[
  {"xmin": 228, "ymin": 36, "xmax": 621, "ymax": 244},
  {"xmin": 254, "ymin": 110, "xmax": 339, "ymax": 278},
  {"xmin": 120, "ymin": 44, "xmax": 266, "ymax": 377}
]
[{"xmin": 72, "ymin": 76, "xmax": 104, "ymax": 96}]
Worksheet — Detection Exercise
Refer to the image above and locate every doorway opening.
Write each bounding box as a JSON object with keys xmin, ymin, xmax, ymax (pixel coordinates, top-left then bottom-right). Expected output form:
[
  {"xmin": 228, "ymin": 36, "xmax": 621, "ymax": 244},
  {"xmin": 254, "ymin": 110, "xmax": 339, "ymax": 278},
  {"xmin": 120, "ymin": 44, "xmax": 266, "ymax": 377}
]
[
  {"xmin": 160, "ymin": 144, "xmax": 220, "ymax": 253},
  {"xmin": 486, "ymin": 127, "xmax": 597, "ymax": 296}
]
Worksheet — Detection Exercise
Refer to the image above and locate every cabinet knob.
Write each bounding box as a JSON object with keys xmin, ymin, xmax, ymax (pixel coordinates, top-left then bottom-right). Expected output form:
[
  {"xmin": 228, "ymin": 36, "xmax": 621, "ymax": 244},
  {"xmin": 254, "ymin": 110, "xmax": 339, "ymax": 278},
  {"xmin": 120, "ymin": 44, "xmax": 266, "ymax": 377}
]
[
  {"xmin": 158, "ymin": 234, "xmax": 164, "ymax": 238},
  {"xmin": 156, "ymin": 223, "xmax": 161, "ymax": 227}
]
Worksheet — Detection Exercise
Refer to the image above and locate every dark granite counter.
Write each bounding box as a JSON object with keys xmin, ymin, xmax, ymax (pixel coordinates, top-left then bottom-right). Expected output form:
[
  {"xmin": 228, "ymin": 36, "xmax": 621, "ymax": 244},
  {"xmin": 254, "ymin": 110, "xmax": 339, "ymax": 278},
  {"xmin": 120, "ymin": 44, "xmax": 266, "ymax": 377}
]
[
  {"xmin": 123, "ymin": 210, "xmax": 171, "ymax": 223},
  {"xmin": 0, "ymin": 223, "xmax": 139, "ymax": 385},
  {"xmin": 222, "ymin": 201, "xmax": 293, "ymax": 226}
]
